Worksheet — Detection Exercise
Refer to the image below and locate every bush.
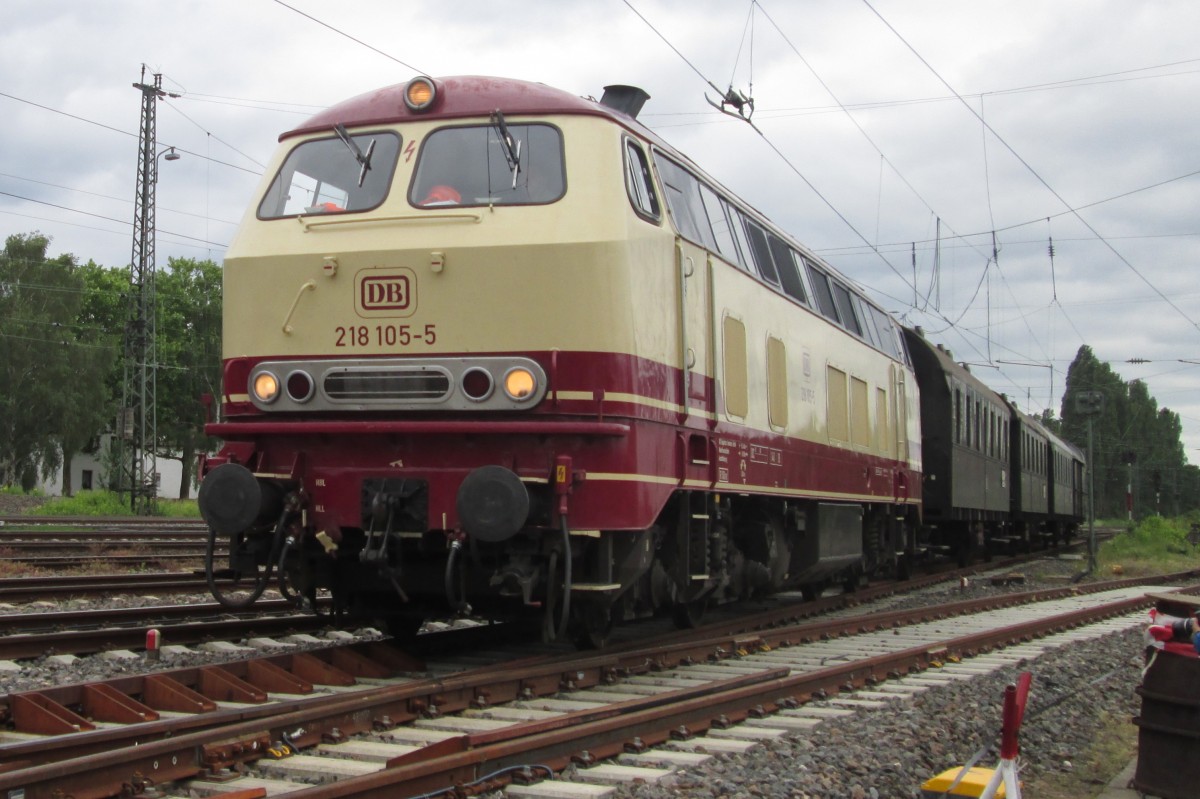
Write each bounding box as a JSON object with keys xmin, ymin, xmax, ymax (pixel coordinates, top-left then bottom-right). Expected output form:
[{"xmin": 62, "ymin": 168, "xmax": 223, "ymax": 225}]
[{"xmin": 1099, "ymin": 516, "xmax": 1196, "ymax": 573}]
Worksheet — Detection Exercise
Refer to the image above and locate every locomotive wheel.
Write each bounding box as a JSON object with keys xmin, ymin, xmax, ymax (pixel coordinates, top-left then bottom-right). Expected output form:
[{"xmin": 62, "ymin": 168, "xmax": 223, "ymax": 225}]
[
  {"xmin": 570, "ymin": 601, "xmax": 613, "ymax": 650},
  {"xmin": 671, "ymin": 597, "xmax": 707, "ymax": 629}
]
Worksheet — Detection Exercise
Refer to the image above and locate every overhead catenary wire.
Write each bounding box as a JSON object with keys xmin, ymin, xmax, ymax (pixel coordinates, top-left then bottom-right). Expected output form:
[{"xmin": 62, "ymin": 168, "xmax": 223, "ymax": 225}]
[
  {"xmin": 270, "ymin": 0, "xmax": 426, "ymax": 75},
  {"xmin": 861, "ymin": 0, "xmax": 1200, "ymax": 338}
]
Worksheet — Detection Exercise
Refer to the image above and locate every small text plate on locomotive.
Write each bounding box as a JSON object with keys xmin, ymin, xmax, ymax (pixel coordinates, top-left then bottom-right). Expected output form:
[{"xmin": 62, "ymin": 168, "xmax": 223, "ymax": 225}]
[{"xmin": 356, "ymin": 267, "xmax": 418, "ymax": 318}]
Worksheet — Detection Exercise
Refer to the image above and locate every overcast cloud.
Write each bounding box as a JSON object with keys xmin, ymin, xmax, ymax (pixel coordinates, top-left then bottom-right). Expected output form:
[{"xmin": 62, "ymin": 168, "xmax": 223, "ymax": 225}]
[{"xmin": 1, "ymin": 0, "xmax": 1197, "ymax": 462}]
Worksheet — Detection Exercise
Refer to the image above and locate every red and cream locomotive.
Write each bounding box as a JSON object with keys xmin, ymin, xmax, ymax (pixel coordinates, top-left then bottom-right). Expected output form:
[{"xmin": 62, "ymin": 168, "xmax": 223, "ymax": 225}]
[{"xmin": 198, "ymin": 75, "xmax": 924, "ymax": 646}]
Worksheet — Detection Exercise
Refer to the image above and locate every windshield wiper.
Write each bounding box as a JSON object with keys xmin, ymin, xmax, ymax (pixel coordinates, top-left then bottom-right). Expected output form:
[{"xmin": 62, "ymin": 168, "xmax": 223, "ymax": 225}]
[
  {"xmin": 334, "ymin": 123, "xmax": 376, "ymax": 188},
  {"xmin": 490, "ymin": 110, "xmax": 521, "ymax": 188}
]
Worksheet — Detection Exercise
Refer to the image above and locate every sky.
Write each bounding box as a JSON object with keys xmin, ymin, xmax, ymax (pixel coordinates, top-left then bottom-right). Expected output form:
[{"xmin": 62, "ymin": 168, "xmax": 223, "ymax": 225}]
[{"xmin": 1, "ymin": 0, "xmax": 1198, "ymax": 469}]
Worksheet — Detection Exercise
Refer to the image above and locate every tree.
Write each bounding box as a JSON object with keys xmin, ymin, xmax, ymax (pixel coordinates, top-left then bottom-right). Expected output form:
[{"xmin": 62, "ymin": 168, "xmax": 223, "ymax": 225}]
[
  {"xmin": 156, "ymin": 257, "xmax": 223, "ymax": 498},
  {"xmin": 60, "ymin": 261, "xmax": 127, "ymax": 494},
  {"xmin": 1060, "ymin": 345, "xmax": 1194, "ymax": 518},
  {"xmin": 0, "ymin": 233, "xmax": 114, "ymax": 489}
]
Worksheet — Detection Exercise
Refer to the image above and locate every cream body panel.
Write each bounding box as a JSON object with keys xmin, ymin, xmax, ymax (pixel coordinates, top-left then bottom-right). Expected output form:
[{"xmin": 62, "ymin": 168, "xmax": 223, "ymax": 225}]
[
  {"xmin": 706, "ymin": 253, "xmax": 919, "ymax": 468},
  {"xmin": 223, "ymin": 118, "xmax": 680, "ymax": 372}
]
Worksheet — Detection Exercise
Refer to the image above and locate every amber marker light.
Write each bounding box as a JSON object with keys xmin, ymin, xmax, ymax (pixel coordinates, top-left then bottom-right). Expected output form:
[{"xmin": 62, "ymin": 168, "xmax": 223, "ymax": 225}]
[
  {"xmin": 503, "ymin": 367, "xmax": 537, "ymax": 401},
  {"xmin": 253, "ymin": 371, "xmax": 280, "ymax": 403},
  {"xmin": 404, "ymin": 76, "xmax": 438, "ymax": 112}
]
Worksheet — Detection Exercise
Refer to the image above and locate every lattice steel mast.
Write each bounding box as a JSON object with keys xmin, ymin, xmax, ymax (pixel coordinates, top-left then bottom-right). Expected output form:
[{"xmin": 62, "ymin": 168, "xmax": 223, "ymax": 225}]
[{"xmin": 119, "ymin": 68, "xmax": 174, "ymax": 514}]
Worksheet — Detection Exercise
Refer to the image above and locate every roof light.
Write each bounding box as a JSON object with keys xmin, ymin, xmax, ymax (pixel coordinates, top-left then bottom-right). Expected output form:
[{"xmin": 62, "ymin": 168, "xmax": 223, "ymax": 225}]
[{"xmin": 404, "ymin": 76, "xmax": 438, "ymax": 112}]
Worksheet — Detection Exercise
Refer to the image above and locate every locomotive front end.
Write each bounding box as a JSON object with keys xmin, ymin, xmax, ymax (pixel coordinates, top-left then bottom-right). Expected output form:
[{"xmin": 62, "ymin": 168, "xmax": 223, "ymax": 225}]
[{"xmin": 199, "ymin": 76, "xmax": 671, "ymax": 641}]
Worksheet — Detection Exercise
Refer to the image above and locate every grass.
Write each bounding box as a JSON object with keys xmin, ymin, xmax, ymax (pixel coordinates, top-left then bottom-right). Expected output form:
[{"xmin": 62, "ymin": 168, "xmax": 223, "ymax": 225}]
[
  {"xmin": 1022, "ymin": 712, "xmax": 1138, "ymax": 799},
  {"xmin": 28, "ymin": 490, "xmax": 200, "ymax": 518},
  {"xmin": 1096, "ymin": 515, "xmax": 1200, "ymax": 577}
]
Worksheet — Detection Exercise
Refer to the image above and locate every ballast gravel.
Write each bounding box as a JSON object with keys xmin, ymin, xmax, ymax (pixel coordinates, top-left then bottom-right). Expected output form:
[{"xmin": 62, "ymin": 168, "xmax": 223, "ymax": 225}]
[
  {"xmin": 587, "ymin": 626, "xmax": 1145, "ymax": 799},
  {"xmin": 0, "ymin": 553, "xmax": 1155, "ymax": 798}
]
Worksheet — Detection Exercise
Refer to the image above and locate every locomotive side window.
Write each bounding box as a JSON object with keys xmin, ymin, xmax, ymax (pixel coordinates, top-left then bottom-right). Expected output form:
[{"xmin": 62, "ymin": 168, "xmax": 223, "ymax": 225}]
[
  {"xmin": 852, "ymin": 295, "xmax": 882, "ymax": 350},
  {"xmin": 624, "ymin": 140, "xmax": 660, "ymax": 221},
  {"xmin": 806, "ymin": 263, "xmax": 840, "ymax": 323},
  {"xmin": 258, "ymin": 131, "xmax": 400, "ymax": 218},
  {"xmin": 867, "ymin": 305, "xmax": 903, "ymax": 361},
  {"xmin": 743, "ymin": 221, "xmax": 781, "ymax": 286},
  {"xmin": 653, "ymin": 155, "xmax": 718, "ymax": 251},
  {"xmin": 409, "ymin": 123, "xmax": 565, "ymax": 207},
  {"xmin": 830, "ymin": 281, "xmax": 862, "ymax": 337},
  {"xmin": 700, "ymin": 184, "xmax": 745, "ymax": 268},
  {"xmin": 727, "ymin": 204, "xmax": 755, "ymax": 274},
  {"xmin": 770, "ymin": 237, "xmax": 809, "ymax": 305}
]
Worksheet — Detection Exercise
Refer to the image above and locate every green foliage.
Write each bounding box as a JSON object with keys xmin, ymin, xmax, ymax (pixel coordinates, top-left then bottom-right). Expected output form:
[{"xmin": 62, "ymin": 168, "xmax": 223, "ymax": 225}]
[
  {"xmin": 0, "ymin": 485, "xmax": 44, "ymax": 496},
  {"xmin": 156, "ymin": 257, "xmax": 223, "ymax": 497},
  {"xmin": 1098, "ymin": 515, "xmax": 1199, "ymax": 574},
  {"xmin": 32, "ymin": 490, "xmax": 134, "ymax": 516},
  {"xmin": 0, "ymin": 233, "xmax": 117, "ymax": 487},
  {"xmin": 157, "ymin": 498, "xmax": 201, "ymax": 518},
  {"xmin": 29, "ymin": 490, "xmax": 199, "ymax": 517},
  {"xmin": 1060, "ymin": 345, "xmax": 1196, "ymax": 517},
  {"xmin": 0, "ymin": 231, "xmax": 224, "ymax": 501}
]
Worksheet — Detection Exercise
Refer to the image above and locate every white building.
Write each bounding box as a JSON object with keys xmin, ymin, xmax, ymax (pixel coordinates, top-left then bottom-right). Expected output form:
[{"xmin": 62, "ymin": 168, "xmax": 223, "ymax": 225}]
[{"xmin": 37, "ymin": 434, "xmax": 185, "ymax": 499}]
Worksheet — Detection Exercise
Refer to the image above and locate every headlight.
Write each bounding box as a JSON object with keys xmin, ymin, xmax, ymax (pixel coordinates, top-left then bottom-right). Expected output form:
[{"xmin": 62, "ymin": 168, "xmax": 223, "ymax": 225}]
[
  {"xmin": 404, "ymin": 76, "xmax": 438, "ymax": 111},
  {"xmin": 286, "ymin": 370, "xmax": 315, "ymax": 403},
  {"xmin": 252, "ymin": 371, "xmax": 280, "ymax": 403},
  {"xmin": 460, "ymin": 367, "xmax": 495, "ymax": 401},
  {"xmin": 503, "ymin": 367, "xmax": 537, "ymax": 401}
]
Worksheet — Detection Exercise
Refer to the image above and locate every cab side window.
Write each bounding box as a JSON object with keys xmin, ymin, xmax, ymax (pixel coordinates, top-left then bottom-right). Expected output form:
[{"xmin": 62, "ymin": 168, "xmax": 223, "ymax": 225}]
[
  {"xmin": 624, "ymin": 140, "xmax": 660, "ymax": 221},
  {"xmin": 653, "ymin": 154, "xmax": 718, "ymax": 251}
]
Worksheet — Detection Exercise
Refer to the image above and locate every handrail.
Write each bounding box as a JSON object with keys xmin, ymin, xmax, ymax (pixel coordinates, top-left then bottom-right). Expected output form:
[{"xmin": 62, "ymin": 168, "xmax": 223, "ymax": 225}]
[
  {"xmin": 297, "ymin": 211, "xmax": 483, "ymax": 231},
  {"xmin": 281, "ymin": 280, "xmax": 315, "ymax": 334}
]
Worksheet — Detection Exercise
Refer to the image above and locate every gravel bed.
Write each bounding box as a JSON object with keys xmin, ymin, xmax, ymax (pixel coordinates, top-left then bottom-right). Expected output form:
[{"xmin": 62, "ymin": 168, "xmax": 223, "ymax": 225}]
[
  {"xmin": 0, "ymin": 554, "xmax": 1152, "ymax": 797},
  {"xmin": 586, "ymin": 627, "xmax": 1144, "ymax": 799},
  {"xmin": 578, "ymin": 557, "xmax": 1149, "ymax": 799}
]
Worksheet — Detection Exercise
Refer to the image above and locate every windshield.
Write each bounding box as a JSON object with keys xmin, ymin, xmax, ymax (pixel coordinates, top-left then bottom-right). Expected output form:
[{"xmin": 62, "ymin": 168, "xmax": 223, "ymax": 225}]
[
  {"xmin": 409, "ymin": 123, "xmax": 565, "ymax": 207},
  {"xmin": 258, "ymin": 131, "xmax": 400, "ymax": 218}
]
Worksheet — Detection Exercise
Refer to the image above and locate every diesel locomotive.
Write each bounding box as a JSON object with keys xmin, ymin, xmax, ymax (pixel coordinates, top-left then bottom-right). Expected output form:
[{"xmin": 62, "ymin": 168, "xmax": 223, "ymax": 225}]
[{"xmin": 197, "ymin": 75, "xmax": 1082, "ymax": 646}]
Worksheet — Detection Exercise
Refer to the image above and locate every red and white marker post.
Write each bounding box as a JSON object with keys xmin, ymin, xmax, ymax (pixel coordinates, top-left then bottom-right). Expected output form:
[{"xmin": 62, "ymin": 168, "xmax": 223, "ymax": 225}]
[{"xmin": 981, "ymin": 671, "xmax": 1031, "ymax": 799}]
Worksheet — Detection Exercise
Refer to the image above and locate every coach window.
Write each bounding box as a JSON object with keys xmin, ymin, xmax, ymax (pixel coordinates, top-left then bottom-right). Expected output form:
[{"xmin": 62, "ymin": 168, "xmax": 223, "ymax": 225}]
[
  {"xmin": 963, "ymin": 394, "xmax": 971, "ymax": 448},
  {"xmin": 975, "ymin": 400, "xmax": 982, "ymax": 450},
  {"xmin": 409, "ymin": 123, "xmax": 565, "ymax": 207},
  {"xmin": 954, "ymin": 388, "xmax": 962, "ymax": 444},
  {"xmin": 259, "ymin": 131, "xmax": 401, "ymax": 218},
  {"xmin": 624, "ymin": 140, "xmax": 660, "ymax": 221}
]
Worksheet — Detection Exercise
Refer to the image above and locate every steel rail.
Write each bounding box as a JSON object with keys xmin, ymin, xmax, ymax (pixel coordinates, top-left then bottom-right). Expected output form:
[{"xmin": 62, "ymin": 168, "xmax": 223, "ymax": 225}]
[
  {"xmin": 0, "ymin": 583, "xmax": 1184, "ymax": 798},
  {"xmin": 0, "ymin": 606, "xmax": 334, "ymax": 661},
  {"xmin": 0, "ymin": 572, "xmax": 228, "ymax": 602}
]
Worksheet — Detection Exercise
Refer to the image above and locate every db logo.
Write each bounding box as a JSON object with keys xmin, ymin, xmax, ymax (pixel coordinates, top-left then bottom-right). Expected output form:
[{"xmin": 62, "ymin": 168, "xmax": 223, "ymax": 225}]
[{"xmin": 355, "ymin": 268, "xmax": 417, "ymax": 318}]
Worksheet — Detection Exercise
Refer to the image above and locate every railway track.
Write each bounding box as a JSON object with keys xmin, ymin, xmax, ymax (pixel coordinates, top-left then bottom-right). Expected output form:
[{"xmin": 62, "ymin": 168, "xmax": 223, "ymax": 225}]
[
  {"xmin": 0, "ymin": 572, "xmax": 1191, "ymax": 798},
  {"xmin": 0, "ymin": 572, "xmax": 230, "ymax": 602},
  {"xmin": 0, "ymin": 517, "xmax": 216, "ymax": 566}
]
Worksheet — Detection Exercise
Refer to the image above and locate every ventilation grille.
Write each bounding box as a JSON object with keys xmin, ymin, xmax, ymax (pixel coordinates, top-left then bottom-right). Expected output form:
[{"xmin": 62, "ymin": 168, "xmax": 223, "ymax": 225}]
[{"xmin": 323, "ymin": 368, "xmax": 451, "ymax": 402}]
